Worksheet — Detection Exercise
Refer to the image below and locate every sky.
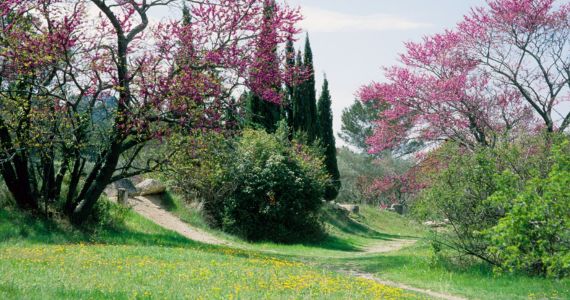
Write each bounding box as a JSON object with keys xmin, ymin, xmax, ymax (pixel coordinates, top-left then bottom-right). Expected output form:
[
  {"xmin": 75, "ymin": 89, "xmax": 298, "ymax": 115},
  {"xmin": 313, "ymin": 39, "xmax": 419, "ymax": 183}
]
[{"xmin": 285, "ymin": 0, "xmax": 486, "ymax": 146}]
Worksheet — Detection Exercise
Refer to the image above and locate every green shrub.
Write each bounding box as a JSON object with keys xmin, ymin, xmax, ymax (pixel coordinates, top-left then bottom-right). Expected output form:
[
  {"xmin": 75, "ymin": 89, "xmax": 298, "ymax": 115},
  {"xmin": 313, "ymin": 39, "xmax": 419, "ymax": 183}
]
[
  {"xmin": 413, "ymin": 134, "xmax": 560, "ymax": 266},
  {"xmin": 221, "ymin": 127, "xmax": 328, "ymax": 242},
  {"xmin": 165, "ymin": 123, "xmax": 329, "ymax": 243},
  {"xmin": 163, "ymin": 131, "xmax": 236, "ymax": 226},
  {"xmin": 83, "ymin": 197, "xmax": 129, "ymax": 231},
  {"xmin": 486, "ymin": 141, "xmax": 570, "ymax": 277}
]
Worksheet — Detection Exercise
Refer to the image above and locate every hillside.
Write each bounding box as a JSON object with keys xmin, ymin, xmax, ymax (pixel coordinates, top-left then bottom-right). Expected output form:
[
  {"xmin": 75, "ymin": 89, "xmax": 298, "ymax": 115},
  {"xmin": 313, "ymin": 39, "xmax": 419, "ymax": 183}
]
[{"xmin": 0, "ymin": 203, "xmax": 418, "ymax": 300}]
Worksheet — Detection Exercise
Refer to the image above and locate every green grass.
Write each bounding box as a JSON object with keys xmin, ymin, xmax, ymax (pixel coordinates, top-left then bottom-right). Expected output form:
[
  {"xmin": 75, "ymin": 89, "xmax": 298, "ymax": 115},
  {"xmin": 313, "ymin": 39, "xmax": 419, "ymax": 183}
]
[
  {"xmin": 2, "ymin": 196, "xmax": 569, "ymax": 300},
  {"xmin": 324, "ymin": 240, "xmax": 570, "ymax": 300},
  {"xmin": 0, "ymin": 205, "xmax": 413, "ymax": 299},
  {"xmin": 160, "ymin": 197, "xmax": 570, "ymax": 299}
]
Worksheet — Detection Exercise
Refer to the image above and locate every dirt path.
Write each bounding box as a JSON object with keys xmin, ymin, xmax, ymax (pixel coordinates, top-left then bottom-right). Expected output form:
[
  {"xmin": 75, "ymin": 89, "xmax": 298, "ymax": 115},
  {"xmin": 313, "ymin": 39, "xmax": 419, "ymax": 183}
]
[
  {"xmin": 347, "ymin": 271, "xmax": 467, "ymax": 300},
  {"xmin": 344, "ymin": 239, "xmax": 467, "ymax": 300},
  {"xmin": 364, "ymin": 239, "xmax": 417, "ymax": 254},
  {"xmin": 128, "ymin": 195, "xmax": 227, "ymax": 246}
]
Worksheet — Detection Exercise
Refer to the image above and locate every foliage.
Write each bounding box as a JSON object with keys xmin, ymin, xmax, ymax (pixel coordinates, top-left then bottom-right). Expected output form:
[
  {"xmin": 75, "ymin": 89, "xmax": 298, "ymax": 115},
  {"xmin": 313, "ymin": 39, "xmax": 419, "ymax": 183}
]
[
  {"xmin": 0, "ymin": 0, "xmax": 303, "ymax": 222},
  {"xmin": 459, "ymin": 0, "xmax": 570, "ymax": 133},
  {"xmin": 486, "ymin": 141, "xmax": 570, "ymax": 277},
  {"xmin": 165, "ymin": 123, "xmax": 329, "ymax": 243},
  {"xmin": 244, "ymin": 1, "xmax": 285, "ymax": 133},
  {"xmin": 291, "ymin": 36, "xmax": 319, "ymax": 142},
  {"xmin": 163, "ymin": 130, "xmax": 237, "ymax": 227},
  {"xmin": 220, "ymin": 125, "xmax": 329, "ymax": 242},
  {"xmin": 336, "ymin": 148, "xmax": 413, "ymax": 205},
  {"xmin": 413, "ymin": 135, "xmax": 567, "ymax": 272},
  {"xmin": 359, "ymin": 29, "xmax": 534, "ymax": 154},
  {"xmin": 339, "ymin": 99, "xmax": 381, "ymax": 152},
  {"xmin": 317, "ymin": 78, "xmax": 341, "ymax": 200},
  {"xmin": 359, "ymin": 0, "xmax": 569, "ymax": 154}
]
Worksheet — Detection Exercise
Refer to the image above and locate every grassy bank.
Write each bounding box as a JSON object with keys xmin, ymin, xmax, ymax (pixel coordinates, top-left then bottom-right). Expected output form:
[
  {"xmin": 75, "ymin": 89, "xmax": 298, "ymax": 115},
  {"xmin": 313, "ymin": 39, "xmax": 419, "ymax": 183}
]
[{"xmin": 0, "ymin": 206, "xmax": 412, "ymax": 299}]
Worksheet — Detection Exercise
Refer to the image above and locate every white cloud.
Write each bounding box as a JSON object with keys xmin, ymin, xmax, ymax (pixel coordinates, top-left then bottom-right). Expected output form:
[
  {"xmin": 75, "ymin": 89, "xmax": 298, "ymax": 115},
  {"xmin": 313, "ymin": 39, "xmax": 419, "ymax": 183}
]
[{"xmin": 300, "ymin": 6, "xmax": 431, "ymax": 33}]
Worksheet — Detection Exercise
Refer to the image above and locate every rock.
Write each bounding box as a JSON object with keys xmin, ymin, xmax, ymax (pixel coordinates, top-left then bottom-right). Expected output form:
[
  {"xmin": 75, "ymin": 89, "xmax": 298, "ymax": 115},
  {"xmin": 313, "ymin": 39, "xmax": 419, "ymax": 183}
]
[
  {"xmin": 391, "ymin": 203, "xmax": 405, "ymax": 215},
  {"xmin": 423, "ymin": 220, "xmax": 447, "ymax": 228},
  {"xmin": 135, "ymin": 179, "xmax": 166, "ymax": 196},
  {"xmin": 104, "ymin": 179, "xmax": 138, "ymax": 197},
  {"xmin": 117, "ymin": 188, "xmax": 129, "ymax": 205},
  {"xmin": 338, "ymin": 204, "xmax": 360, "ymax": 214}
]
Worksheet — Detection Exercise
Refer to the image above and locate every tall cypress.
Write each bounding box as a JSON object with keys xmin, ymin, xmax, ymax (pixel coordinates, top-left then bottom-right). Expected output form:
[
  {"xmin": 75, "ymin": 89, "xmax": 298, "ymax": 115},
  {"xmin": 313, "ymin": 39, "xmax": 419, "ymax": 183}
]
[
  {"xmin": 303, "ymin": 35, "xmax": 318, "ymax": 142},
  {"xmin": 291, "ymin": 35, "xmax": 318, "ymax": 142},
  {"xmin": 317, "ymin": 78, "xmax": 340, "ymax": 200},
  {"xmin": 292, "ymin": 50, "xmax": 305, "ymax": 134},
  {"xmin": 246, "ymin": 0, "xmax": 281, "ymax": 132},
  {"xmin": 283, "ymin": 37, "xmax": 296, "ymax": 131}
]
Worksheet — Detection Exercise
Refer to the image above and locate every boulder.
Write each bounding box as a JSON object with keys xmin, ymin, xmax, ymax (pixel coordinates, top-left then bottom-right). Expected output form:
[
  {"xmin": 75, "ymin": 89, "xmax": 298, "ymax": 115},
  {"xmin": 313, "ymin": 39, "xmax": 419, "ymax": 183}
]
[
  {"xmin": 135, "ymin": 179, "xmax": 166, "ymax": 196},
  {"xmin": 338, "ymin": 204, "xmax": 360, "ymax": 214},
  {"xmin": 104, "ymin": 179, "xmax": 138, "ymax": 197},
  {"xmin": 391, "ymin": 203, "xmax": 405, "ymax": 215},
  {"xmin": 423, "ymin": 220, "xmax": 448, "ymax": 228}
]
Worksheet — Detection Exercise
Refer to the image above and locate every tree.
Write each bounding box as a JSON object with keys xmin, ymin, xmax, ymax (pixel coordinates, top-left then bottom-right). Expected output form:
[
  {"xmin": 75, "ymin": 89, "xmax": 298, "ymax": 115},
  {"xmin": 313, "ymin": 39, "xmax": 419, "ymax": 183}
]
[
  {"xmin": 283, "ymin": 37, "xmax": 296, "ymax": 131},
  {"xmin": 317, "ymin": 78, "xmax": 340, "ymax": 200},
  {"xmin": 245, "ymin": 0, "xmax": 283, "ymax": 133},
  {"xmin": 339, "ymin": 100, "xmax": 381, "ymax": 152},
  {"xmin": 359, "ymin": 30, "xmax": 535, "ymax": 154},
  {"xmin": 0, "ymin": 0, "xmax": 302, "ymax": 222},
  {"xmin": 459, "ymin": 0, "xmax": 570, "ymax": 133},
  {"xmin": 292, "ymin": 35, "xmax": 318, "ymax": 142}
]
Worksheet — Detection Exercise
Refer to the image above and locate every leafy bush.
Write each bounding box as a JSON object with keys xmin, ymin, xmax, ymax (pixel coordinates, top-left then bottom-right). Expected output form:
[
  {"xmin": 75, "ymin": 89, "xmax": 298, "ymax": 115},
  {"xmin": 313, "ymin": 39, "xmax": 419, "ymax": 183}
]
[
  {"xmin": 163, "ymin": 131, "xmax": 236, "ymax": 226},
  {"xmin": 166, "ymin": 123, "xmax": 329, "ymax": 243},
  {"xmin": 486, "ymin": 141, "xmax": 570, "ymax": 277},
  {"xmin": 221, "ymin": 127, "xmax": 328, "ymax": 242},
  {"xmin": 413, "ymin": 135, "xmax": 561, "ymax": 267}
]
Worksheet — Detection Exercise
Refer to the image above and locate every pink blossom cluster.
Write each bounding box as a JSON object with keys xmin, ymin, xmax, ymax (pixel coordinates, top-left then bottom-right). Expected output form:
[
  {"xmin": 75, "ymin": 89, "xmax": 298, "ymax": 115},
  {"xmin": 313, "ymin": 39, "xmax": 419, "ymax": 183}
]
[
  {"xmin": 359, "ymin": 0, "xmax": 569, "ymax": 154},
  {"xmin": 0, "ymin": 0, "xmax": 303, "ymax": 141}
]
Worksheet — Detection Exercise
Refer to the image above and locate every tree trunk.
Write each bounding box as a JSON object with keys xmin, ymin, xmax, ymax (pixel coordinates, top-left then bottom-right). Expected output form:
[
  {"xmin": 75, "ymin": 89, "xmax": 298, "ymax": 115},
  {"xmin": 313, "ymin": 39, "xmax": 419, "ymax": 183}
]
[{"xmin": 70, "ymin": 141, "xmax": 122, "ymax": 224}]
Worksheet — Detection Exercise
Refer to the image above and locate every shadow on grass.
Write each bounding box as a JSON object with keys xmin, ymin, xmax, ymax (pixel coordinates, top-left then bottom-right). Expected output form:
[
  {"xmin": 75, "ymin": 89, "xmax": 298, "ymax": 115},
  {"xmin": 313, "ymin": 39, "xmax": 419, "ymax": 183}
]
[
  {"xmin": 323, "ymin": 206, "xmax": 417, "ymax": 241},
  {"xmin": 0, "ymin": 208, "xmax": 207, "ymax": 249},
  {"xmin": 158, "ymin": 191, "xmax": 178, "ymax": 212}
]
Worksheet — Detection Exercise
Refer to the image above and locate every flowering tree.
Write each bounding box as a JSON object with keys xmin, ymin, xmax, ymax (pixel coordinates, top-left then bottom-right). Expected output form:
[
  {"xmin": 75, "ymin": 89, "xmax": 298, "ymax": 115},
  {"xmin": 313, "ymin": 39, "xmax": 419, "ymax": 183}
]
[
  {"xmin": 360, "ymin": 0, "xmax": 569, "ymax": 155},
  {"xmin": 0, "ymin": 0, "xmax": 302, "ymax": 222},
  {"xmin": 359, "ymin": 30, "xmax": 534, "ymax": 154},
  {"xmin": 460, "ymin": 0, "xmax": 570, "ymax": 133}
]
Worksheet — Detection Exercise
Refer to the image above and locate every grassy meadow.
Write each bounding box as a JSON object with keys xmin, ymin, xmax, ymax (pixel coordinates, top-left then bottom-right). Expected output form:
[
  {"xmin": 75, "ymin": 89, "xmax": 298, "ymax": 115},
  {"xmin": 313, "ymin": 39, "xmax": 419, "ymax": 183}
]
[
  {"xmin": 1, "ymin": 197, "xmax": 569, "ymax": 299},
  {"xmin": 0, "ymin": 206, "xmax": 414, "ymax": 300}
]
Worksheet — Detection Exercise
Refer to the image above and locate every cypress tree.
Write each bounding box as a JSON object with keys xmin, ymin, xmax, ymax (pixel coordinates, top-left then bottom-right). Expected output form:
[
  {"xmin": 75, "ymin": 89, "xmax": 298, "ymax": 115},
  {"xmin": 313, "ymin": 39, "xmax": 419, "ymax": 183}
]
[
  {"xmin": 317, "ymin": 77, "xmax": 341, "ymax": 200},
  {"xmin": 302, "ymin": 35, "xmax": 318, "ymax": 142},
  {"xmin": 246, "ymin": 92, "xmax": 281, "ymax": 132},
  {"xmin": 291, "ymin": 35, "xmax": 318, "ymax": 142},
  {"xmin": 245, "ymin": 0, "xmax": 281, "ymax": 132},
  {"xmin": 283, "ymin": 37, "xmax": 296, "ymax": 131},
  {"xmin": 292, "ymin": 50, "xmax": 305, "ymax": 134}
]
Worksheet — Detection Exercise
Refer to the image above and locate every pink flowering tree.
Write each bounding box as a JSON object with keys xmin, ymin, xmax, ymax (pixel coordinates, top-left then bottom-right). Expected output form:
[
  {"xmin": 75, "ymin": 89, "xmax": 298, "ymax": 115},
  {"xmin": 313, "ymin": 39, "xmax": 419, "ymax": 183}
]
[
  {"xmin": 370, "ymin": 172, "xmax": 424, "ymax": 208},
  {"xmin": 459, "ymin": 0, "xmax": 570, "ymax": 133},
  {"xmin": 0, "ymin": 0, "xmax": 302, "ymax": 222},
  {"xmin": 359, "ymin": 30, "xmax": 534, "ymax": 154}
]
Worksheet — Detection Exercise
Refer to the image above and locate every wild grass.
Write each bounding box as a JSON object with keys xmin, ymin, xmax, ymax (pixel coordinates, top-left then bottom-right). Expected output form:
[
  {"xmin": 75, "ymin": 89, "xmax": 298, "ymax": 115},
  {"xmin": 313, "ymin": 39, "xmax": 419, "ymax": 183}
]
[{"xmin": 0, "ymin": 204, "xmax": 413, "ymax": 299}]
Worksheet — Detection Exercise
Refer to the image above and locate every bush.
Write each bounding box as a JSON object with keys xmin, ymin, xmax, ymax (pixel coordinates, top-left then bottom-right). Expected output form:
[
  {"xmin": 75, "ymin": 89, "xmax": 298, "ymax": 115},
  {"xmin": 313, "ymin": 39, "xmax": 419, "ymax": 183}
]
[
  {"xmin": 336, "ymin": 148, "xmax": 413, "ymax": 205},
  {"xmin": 413, "ymin": 134, "xmax": 561, "ymax": 267},
  {"xmin": 166, "ymin": 123, "xmax": 329, "ymax": 243},
  {"xmin": 163, "ymin": 131, "xmax": 236, "ymax": 226},
  {"xmin": 486, "ymin": 141, "xmax": 570, "ymax": 277},
  {"xmin": 221, "ymin": 127, "xmax": 328, "ymax": 242}
]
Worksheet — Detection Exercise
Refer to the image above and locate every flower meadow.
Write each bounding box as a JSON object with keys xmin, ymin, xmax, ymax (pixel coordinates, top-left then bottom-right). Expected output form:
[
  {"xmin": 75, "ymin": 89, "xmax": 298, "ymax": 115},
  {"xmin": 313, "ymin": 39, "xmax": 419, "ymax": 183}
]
[{"xmin": 0, "ymin": 243, "xmax": 414, "ymax": 299}]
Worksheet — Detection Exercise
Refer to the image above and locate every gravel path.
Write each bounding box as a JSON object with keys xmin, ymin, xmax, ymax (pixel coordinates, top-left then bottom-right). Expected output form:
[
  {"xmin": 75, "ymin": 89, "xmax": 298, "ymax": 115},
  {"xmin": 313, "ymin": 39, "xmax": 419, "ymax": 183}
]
[
  {"xmin": 128, "ymin": 195, "xmax": 227, "ymax": 246},
  {"xmin": 364, "ymin": 239, "xmax": 417, "ymax": 254}
]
